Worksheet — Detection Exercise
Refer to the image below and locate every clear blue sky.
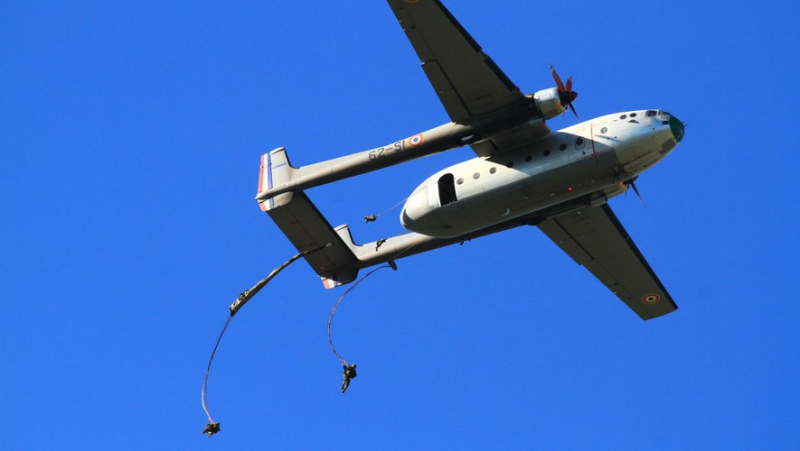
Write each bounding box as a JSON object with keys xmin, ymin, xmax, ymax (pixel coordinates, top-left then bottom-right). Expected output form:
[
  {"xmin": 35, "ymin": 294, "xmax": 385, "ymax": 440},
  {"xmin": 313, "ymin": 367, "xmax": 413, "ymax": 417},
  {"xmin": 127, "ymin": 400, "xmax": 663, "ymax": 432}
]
[{"xmin": 3, "ymin": 1, "xmax": 798, "ymax": 449}]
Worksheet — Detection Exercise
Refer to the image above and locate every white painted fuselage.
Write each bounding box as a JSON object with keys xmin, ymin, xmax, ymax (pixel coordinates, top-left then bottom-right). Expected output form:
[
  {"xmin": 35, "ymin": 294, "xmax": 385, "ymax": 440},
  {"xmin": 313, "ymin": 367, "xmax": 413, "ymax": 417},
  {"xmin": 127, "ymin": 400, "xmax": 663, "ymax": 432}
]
[{"xmin": 401, "ymin": 110, "xmax": 682, "ymax": 238}]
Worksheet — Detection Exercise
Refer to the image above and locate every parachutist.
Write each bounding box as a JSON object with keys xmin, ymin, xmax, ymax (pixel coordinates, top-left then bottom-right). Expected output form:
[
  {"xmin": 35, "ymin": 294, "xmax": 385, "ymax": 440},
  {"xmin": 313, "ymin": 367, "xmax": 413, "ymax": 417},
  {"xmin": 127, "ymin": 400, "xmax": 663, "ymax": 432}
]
[
  {"xmin": 341, "ymin": 364, "xmax": 357, "ymax": 393},
  {"xmin": 375, "ymin": 239, "xmax": 387, "ymax": 251},
  {"xmin": 202, "ymin": 422, "xmax": 221, "ymax": 437},
  {"xmin": 364, "ymin": 215, "xmax": 377, "ymax": 223}
]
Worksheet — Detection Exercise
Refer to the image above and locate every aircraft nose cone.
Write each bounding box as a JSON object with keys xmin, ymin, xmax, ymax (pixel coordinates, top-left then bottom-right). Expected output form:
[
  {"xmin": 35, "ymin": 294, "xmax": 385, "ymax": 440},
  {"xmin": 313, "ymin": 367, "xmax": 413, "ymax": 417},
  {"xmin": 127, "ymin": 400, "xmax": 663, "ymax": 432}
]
[{"xmin": 669, "ymin": 115, "xmax": 685, "ymax": 142}]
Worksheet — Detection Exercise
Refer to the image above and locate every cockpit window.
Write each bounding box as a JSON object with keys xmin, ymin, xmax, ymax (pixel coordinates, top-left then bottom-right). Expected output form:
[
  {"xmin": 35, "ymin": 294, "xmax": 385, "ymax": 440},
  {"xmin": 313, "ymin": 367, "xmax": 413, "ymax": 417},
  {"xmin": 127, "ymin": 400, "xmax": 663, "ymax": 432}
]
[
  {"xmin": 647, "ymin": 110, "xmax": 657, "ymax": 117},
  {"xmin": 620, "ymin": 114, "xmax": 627, "ymax": 119},
  {"xmin": 630, "ymin": 112, "xmax": 637, "ymax": 118}
]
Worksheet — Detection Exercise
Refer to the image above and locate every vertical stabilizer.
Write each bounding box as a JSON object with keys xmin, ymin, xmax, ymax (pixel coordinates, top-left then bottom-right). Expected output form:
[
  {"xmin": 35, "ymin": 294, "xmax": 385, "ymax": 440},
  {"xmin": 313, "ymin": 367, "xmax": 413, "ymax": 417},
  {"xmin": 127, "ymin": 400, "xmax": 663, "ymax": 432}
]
[{"xmin": 258, "ymin": 147, "xmax": 297, "ymax": 211}]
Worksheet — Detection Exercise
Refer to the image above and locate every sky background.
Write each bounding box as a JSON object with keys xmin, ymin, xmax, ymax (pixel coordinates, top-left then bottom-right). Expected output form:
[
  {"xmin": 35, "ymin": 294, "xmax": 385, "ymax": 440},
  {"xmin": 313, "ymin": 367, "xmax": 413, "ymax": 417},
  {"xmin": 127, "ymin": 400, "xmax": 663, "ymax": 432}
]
[{"xmin": 2, "ymin": 1, "xmax": 799, "ymax": 449}]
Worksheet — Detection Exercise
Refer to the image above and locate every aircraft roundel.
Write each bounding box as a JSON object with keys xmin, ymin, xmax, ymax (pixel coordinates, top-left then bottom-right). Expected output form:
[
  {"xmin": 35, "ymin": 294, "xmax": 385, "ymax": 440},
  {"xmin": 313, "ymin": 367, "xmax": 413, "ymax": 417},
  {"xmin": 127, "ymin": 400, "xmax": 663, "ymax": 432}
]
[
  {"xmin": 408, "ymin": 133, "xmax": 424, "ymax": 147},
  {"xmin": 642, "ymin": 293, "xmax": 661, "ymax": 304}
]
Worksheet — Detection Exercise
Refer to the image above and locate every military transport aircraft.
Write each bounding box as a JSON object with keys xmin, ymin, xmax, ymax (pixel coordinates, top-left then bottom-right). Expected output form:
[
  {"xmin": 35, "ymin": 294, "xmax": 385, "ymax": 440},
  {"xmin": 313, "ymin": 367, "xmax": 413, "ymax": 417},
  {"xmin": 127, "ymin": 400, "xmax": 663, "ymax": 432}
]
[{"xmin": 255, "ymin": 0, "xmax": 685, "ymax": 320}]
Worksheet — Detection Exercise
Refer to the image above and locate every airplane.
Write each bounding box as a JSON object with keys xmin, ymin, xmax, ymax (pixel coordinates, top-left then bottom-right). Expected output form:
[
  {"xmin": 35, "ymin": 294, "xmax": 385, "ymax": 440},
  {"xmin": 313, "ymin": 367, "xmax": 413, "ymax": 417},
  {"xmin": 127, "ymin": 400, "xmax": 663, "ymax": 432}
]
[{"xmin": 254, "ymin": 0, "xmax": 685, "ymax": 320}]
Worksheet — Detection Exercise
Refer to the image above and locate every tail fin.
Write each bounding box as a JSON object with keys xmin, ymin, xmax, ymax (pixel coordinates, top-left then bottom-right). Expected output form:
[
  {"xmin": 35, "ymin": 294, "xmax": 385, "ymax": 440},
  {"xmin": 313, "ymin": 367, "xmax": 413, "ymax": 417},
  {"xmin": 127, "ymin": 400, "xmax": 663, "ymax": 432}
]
[
  {"xmin": 257, "ymin": 148, "xmax": 359, "ymax": 288},
  {"xmin": 258, "ymin": 147, "xmax": 298, "ymax": 212}
]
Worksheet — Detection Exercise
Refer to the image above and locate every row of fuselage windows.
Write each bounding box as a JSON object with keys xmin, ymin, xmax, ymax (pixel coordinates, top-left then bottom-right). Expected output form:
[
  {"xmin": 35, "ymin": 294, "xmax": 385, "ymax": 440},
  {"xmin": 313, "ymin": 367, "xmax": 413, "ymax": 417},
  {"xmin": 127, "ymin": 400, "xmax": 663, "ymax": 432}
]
[
  {"xmin": 620, "ymin": 110, "xmax": 665, "ymax": 120},
  {"xmin": 454, "ymin": 136, "xmax": 587, "ymax": 186}
]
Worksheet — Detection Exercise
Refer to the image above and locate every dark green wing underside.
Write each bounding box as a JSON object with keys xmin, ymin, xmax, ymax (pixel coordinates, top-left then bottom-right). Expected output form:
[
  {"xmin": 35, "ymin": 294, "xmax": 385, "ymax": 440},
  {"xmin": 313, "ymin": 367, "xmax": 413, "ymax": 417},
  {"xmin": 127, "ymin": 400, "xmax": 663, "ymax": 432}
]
[
  {"xmin": 387, "ymin": 0, "xmax": 523, "ymax": 122},
  {"xmin": 538, "ymin": 204, "xmax": 678, "ymax": 320}
]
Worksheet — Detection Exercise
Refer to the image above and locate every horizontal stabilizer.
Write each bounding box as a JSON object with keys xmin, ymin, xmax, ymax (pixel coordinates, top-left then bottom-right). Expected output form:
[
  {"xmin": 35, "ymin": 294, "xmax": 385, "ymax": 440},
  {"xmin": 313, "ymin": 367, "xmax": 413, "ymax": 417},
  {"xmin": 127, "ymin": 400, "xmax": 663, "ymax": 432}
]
[{"xmin": 258, "ymin": 148, "xmax": 359, "ymax": 288}]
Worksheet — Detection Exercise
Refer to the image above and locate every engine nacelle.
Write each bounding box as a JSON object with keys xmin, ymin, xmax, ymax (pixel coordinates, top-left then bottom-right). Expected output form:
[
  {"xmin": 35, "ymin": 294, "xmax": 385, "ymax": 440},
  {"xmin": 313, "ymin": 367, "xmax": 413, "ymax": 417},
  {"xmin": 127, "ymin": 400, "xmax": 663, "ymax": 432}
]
[{"xmin": 532, "ymin": 87, "xmax": 565, "ymax": 120}]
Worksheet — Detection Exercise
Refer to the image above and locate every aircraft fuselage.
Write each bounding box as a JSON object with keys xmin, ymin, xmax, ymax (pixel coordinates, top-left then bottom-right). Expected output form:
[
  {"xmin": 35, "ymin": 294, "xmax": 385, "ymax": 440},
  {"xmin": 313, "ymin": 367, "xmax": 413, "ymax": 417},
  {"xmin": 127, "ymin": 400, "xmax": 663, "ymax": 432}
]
[{"xmin": 401, "ymin": 110, "xmax": 684, "ymax": 238}]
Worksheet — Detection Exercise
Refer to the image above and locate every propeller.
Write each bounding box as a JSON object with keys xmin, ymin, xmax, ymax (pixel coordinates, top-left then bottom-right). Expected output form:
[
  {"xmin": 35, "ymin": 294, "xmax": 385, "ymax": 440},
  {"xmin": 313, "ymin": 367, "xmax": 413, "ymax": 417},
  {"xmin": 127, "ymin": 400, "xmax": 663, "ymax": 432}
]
[
  {"xmin": 623, "ymin": 176, "xmax": 643, "ymax": 203},
  {"xmin": 550, "ymin": 64, "xmax": 579, "ymax": 120}
]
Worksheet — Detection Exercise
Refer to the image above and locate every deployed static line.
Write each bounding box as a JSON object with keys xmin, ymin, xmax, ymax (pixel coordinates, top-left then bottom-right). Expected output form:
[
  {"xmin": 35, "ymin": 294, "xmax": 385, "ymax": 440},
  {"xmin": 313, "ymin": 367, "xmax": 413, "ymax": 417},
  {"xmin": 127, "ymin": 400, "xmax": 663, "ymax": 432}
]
[
  {"xmin": 200, "ymin": 244, "xmax": 329, "ymax": 437},
  {"xmin": 326, "ymin": 264, "xmax": 396, "ymax": 393},
  {"xmin": 363, "ymin": 196, "xmax": 409, "ymax": 223},
  {"xmin": 200, "ymin": 238, "xmax": 402, "ymax": 436}
]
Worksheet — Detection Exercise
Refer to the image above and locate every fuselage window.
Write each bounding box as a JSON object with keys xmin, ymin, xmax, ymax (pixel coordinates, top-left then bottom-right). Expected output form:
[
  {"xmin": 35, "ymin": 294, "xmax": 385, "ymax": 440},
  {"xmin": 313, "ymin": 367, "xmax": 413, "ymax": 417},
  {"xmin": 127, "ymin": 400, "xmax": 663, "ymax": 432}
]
[
  {"xmin": 438, "ymin": 173, "xmax": 458, "ymax": 206},
  {"xmin": 544, "ymin": 150, "xmax": 551, "ymax": 156},
  {"xmin": 524, "ymin": 155, "xmax": 532, "ymax": 162},
  {"xmin": 576, "ymin": 137, "xmax": 584, "ymax": 145},
  {"xmin": 473, "ymin": 172, "xmax": 480, "ymax": 180},
  {"xmin": 489, "ymin": 167, "xmax": 497, "ymax": 174},
  {"xmin": 506, "ymin": 161, "xmax": 514, "ymax": 168},
  {"xmin": 559, "ymin": 144, "xmax": 567, "ymax": 151},
  {"xmin": 456, "ymin": 177, "xmax": 464, "ymax": 185},
  {"xmin": 600, "ymin": 127, "xmax": 608, "ymax": 134}
]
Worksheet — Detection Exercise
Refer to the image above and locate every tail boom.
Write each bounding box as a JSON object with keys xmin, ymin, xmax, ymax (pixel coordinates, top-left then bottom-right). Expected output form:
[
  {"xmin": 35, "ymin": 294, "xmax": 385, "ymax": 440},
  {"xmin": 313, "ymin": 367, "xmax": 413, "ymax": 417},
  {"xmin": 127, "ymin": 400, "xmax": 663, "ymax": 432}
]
[{"xmin": 254, "ymin": 112, "xmax": 535, "ymax": 203}]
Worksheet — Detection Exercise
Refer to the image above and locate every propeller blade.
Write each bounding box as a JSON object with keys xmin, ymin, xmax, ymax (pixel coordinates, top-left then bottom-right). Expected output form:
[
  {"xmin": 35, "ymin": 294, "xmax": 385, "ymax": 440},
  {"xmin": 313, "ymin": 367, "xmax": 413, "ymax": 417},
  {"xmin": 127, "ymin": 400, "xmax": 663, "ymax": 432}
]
[
  {"xmin": 550, "ymin": 64, "xmax": 565, "ymax": 92},
  {"xmin": 550, "ymin": 66, "xmax": 578, "ymax": 120},
  {"xmin": 629, "ymin": 180, "xmax": 643, "ymax": 202},
  {"xmin": 568, "ymin": 103, "xmax": 579, "ymax": 120}
]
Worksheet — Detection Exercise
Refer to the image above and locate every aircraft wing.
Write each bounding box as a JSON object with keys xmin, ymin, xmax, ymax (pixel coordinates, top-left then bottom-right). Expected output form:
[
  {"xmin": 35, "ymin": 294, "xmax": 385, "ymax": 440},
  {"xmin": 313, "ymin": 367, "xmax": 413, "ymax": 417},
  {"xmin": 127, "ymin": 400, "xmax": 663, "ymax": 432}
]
[
  {"xmin": 388, "ymin": 0, "xmax": 550, "ymax": 157},
  {"xmin": 387, "ymin": 0, "xmax": 524, "ymax": 123},
  {"xmin": 537, "ymin": 204, "xmax": 678, "ymax": 320}
]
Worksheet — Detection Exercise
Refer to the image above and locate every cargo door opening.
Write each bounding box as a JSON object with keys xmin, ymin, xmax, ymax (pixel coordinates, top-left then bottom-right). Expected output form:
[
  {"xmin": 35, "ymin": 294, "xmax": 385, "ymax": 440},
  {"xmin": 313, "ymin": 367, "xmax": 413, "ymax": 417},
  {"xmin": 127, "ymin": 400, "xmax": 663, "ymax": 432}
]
[{"xmin": 438, "ymin": 173, "xmax": 457, "ymax": 206}]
